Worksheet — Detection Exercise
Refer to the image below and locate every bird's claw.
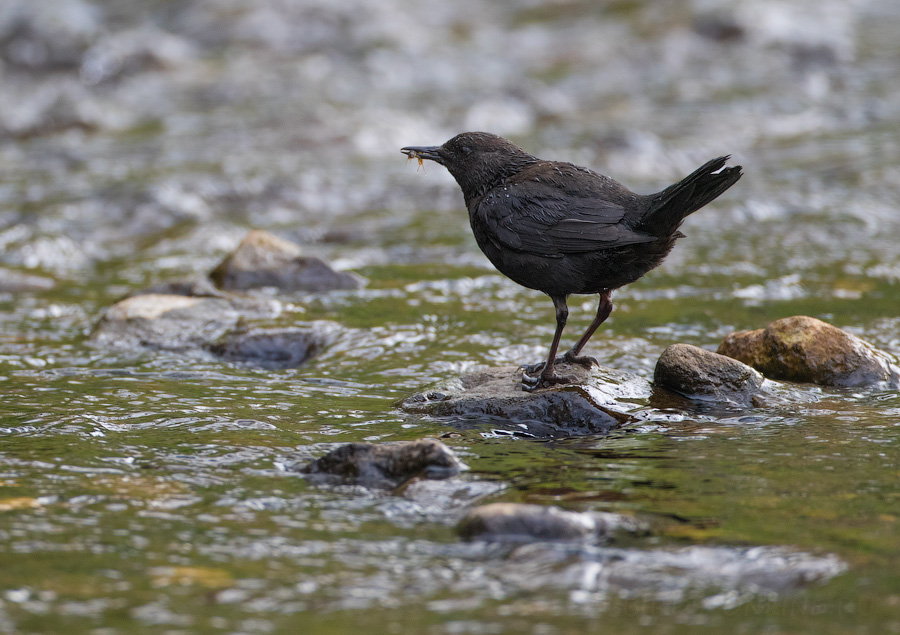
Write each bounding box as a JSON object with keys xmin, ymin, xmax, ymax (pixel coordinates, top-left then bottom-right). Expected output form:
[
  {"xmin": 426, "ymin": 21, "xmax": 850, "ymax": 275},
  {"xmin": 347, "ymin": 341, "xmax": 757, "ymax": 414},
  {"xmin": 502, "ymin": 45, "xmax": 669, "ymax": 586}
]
[
  {"xmin": 520, "ymin": 361, "xmax": 546, "ymax": 375},
  {"xmin": 520, "ymin": 352, "xmax": 597, "ymax": 376},
  {"xmin": 520, "ymin": 369, "xmax": 577, "ymax": 392}
]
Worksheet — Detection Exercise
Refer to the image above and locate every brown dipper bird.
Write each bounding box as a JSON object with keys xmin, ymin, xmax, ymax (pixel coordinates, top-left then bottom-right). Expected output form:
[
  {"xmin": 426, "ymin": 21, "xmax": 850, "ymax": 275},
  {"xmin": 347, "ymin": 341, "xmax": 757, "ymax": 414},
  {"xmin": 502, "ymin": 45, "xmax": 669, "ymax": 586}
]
[{"xmin": 401, "ymin": 132, "xmax": 742, "ymax": 390}]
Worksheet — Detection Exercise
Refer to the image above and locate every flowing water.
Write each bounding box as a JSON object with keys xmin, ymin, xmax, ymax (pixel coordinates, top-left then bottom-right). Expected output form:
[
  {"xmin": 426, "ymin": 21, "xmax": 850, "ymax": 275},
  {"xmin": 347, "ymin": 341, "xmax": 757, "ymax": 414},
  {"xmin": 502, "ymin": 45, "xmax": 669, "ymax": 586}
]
[{"xmin": 1, "ymin": 0, "xmax": 900, "ymax": 632}]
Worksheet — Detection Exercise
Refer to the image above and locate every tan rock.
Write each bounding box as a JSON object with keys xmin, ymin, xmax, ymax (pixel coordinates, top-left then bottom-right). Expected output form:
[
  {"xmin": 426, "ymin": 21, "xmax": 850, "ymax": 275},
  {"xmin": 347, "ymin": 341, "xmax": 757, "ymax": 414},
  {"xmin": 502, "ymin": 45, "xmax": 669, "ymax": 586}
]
[{"xmin": 718, "ymin": 316, "xmax": 898, "ymax": 387}]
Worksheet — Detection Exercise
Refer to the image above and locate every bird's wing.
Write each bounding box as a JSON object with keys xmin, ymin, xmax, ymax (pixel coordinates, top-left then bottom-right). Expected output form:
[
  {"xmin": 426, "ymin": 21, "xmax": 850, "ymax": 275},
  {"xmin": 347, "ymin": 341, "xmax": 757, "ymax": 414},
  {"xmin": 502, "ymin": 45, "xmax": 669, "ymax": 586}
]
[{"xmin": 475, "ymin": 179, "xmax": 656, "ymax": 258}]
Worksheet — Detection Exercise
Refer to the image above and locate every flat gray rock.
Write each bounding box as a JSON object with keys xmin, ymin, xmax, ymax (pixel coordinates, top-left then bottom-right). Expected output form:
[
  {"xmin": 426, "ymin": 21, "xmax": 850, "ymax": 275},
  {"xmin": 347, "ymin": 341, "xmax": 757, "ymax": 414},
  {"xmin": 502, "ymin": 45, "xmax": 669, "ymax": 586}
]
[
  {"xmin": 89, "ymin": 294, "xmax": 239, "ymax": 351},
  {"xmin": 89, "ymin": 292, "xmax": 280, "ymax": 351},
  {"xmin": 401, "ymin": 364, "xmax": 652, "ymax": 436},
  {"xmin": 126, "ymin": 277, "xmax": 281, "ymax": 321}
]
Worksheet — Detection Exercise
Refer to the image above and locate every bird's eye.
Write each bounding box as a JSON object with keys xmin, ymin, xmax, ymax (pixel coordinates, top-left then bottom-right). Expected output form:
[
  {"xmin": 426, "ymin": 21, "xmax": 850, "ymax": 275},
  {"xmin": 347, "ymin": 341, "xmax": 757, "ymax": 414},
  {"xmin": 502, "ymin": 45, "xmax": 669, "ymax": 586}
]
[{"xmin": 462, "ymin": 146, "xmax": 472, "ymax": 156}]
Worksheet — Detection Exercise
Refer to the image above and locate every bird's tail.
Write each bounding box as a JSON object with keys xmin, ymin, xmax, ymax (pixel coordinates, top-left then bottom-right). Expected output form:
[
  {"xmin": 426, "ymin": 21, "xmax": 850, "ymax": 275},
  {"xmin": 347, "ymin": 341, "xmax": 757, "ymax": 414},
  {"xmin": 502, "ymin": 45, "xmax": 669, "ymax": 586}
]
[{"xmin": 639, "ymin": 156, "xmax": 742, "ymax": 236}]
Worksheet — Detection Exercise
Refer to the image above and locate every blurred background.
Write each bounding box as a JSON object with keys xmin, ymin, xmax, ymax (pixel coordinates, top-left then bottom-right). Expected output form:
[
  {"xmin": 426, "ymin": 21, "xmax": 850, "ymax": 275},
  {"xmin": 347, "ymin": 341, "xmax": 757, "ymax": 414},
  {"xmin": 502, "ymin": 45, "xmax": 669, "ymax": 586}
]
[
  {"xmin": 1, "ymin": 0, "xmax": 898, "ymax": 280},
  {"xmin": 2, "ymin": 1, "xmax": 900, "ymax": 633}
]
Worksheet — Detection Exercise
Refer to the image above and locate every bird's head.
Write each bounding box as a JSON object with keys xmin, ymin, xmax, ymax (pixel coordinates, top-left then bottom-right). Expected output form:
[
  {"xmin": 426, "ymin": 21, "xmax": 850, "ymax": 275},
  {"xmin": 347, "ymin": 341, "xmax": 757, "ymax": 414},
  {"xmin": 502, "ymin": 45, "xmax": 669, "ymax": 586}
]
[{"xmin": 402, "ymin": 132, "xmax": 535, "ymax": 201}]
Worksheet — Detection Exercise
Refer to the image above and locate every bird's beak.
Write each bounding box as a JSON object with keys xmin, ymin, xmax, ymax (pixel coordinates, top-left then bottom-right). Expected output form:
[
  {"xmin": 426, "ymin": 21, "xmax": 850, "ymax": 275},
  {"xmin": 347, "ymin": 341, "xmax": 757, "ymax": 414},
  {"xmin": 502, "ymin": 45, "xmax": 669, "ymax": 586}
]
[{"xmin": 401, "ymin": 145, "xmax": 445, "ymax": 165}]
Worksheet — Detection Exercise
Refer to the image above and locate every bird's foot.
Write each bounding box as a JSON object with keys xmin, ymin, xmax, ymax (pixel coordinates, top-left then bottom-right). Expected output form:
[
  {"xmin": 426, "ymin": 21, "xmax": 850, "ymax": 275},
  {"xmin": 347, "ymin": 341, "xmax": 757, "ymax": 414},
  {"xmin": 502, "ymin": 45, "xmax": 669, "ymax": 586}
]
[
  {"xmin": 520, "ymin": 368, "xmax": 578, "ymax": 392},
  {"xmin": 520, "ymin": 352, "xmax": 597, "ymax": 376},
  {"xmin": 562, "ymin": 351, "xmax": 599, "ymax": 368}
]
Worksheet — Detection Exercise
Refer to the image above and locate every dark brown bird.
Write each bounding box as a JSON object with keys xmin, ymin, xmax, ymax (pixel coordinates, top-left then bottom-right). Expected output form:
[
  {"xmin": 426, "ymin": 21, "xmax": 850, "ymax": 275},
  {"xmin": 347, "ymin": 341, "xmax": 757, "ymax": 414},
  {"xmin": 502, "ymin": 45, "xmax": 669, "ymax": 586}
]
[{"xmin": 401, "ymin": 132, "xmax": 742, "ymax": 390}]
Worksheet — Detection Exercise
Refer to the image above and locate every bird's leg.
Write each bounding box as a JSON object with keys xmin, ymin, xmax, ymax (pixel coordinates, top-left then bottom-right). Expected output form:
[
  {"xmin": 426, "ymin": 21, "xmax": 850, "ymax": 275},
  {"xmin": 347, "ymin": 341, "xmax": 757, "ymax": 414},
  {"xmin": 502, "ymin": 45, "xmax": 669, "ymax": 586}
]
[
  {"xmin": 562, "ymin": 291, "xmax": 612, "ymax": 368},
  {"xmin": 521, "ymin": 295, "xmax": 567, "ymax": 376},
  {"xmin": 522, "ymin": 295, "xmax": 575, "ymax": 390}
]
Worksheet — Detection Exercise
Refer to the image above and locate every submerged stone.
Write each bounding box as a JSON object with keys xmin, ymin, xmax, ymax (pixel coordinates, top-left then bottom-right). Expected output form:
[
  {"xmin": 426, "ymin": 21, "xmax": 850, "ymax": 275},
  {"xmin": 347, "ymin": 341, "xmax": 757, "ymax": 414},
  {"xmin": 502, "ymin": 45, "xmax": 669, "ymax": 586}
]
[
  {"xmin": 718, "ymin": 316, "xmax": 899, "ymax": 388},
  {"xmin": 210, "ymin": 229, "xmax": 364, "ymax": 293},
  {"xmin": 400, "ymin": 479, "xmax": 506, "ymax": 519},
  {"xmin": 128, "ymin": 277, "xmax": 281, "ymax": 321},
  {"xmin": 654, "ymin": 343, "xmax": 766, "ymax": 406},
  {"xmin": 297, "ymin": 439, "xmax": 465, "ymax": 488},
  {"xmin": 459, "ymin": 503, "xmax": 641, "ymax": 542},
  {"xmin": 207, "ymin": 323, "xmax": 341, "ymax": 369},
  {"xmin": 497, "ymin": 542, "xmax": 845, "ymax": 606},
  {"xmin": 401, "ymin": 364, "xmax": 651, "ymax": 436}
]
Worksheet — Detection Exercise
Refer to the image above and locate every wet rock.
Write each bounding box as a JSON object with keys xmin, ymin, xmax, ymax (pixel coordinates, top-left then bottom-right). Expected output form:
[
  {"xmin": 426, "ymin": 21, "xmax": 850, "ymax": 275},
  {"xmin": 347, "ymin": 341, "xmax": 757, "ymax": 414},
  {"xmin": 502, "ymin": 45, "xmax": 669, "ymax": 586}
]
[
  {"xmin": 126, "ymin": 278, "xmax": 281, "ymax": 321},
  {"xmin": 0, "ymin": 268, "xmax": 55, "ymax": 292},
  {"xmin": 718, "ymin": 316, "xmax": 899, "ymax": 388},
  {"xmin": 458, "ymin": 503, "xmax": 641, "ymax": 543},
  {"xmin": 210, "ymin": 230, "xmax": 364, "ymax": 293},
  {"xmin": 401, "ymin": 364, "xmax": 651, "ymax": 436},
  {"xmin": 654, "ymin": 343, "xmax": 766, "ymax": 406},
  {"xmin": 297, "ymin": 439, "xmax": 465, "ymax": 488},
  {"xmin": 89, "ymin": 294, "xmax": 241, "ymax": 351},
  {"xmin": 207, "ymin": 323, "xmax": 341, "ymax": 369}
]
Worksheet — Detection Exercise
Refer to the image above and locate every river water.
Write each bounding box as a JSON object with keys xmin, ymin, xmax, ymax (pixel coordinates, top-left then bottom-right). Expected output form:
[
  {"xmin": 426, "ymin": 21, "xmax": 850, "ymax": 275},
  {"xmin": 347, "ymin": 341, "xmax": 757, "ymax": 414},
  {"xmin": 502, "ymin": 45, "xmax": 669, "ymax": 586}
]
[{"xmin": 1, "ymin": 0, "xmax": 900, "ymax": 633}]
